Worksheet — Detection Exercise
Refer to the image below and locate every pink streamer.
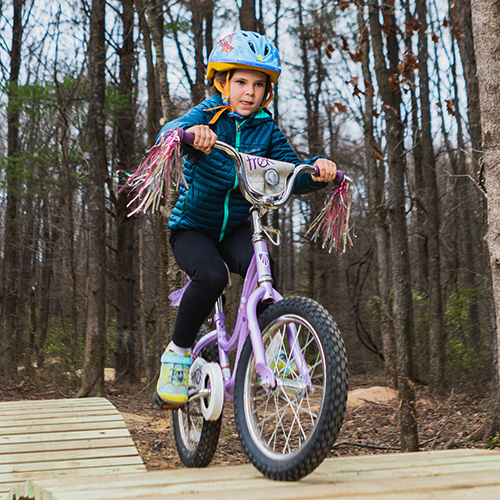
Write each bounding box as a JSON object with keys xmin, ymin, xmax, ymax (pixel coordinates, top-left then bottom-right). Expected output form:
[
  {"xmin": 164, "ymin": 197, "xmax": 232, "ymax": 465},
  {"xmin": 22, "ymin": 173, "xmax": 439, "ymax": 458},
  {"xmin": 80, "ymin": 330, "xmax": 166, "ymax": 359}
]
[
  {"xmin": 120, "ymin": 130, "xmax": 187, "ymax": 217},
  {"xmin": 307, "ymin": 180, "xmax": 354, "ymax": 254}
]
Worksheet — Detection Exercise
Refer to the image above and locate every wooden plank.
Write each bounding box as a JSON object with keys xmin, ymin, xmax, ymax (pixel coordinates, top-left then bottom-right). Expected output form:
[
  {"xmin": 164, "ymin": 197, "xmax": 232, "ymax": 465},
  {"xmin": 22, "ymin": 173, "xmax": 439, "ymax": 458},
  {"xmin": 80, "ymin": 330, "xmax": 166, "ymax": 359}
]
[
  {"xmin": 3, "ymin": 465, "xmax": 146, "ymax": 499},
  {"xmin": 0, "ymin": 428, "xmax": 132, "ymax": 446},
  {"xmin": 0, "ymin": 455, "xmax": 145, "ymax": 475},
  {"xmin": 0, "ymin": 419, "xmax": 127, "ymax": 436},
  {"xmin": 0, "ymin": 410, "xmax": 118, "ymax": 424},
  {"xmin": 0, "ymin": 445, "xmax": 141, "ymax": 465},
  {"xmin": 0, "ymin": 437, "xmax": 137, "ymax": 456},
  {"xmin": 23, "ymin": 462, "xmax": 500, "ymax": 500},
  {"xmin": 0, "ymin": 398, "xmax": 111, "ymax": 410},
  {"xmin": 0, "ymin": 398, "xmax": 145, "ymax": 500},
  {"xmin": 17, "ymin": 466, "xmax": 500, "ymax": 500},
  {"xmin": 9, "ymin": 450, "xmax": 500, "ymax": 500}
]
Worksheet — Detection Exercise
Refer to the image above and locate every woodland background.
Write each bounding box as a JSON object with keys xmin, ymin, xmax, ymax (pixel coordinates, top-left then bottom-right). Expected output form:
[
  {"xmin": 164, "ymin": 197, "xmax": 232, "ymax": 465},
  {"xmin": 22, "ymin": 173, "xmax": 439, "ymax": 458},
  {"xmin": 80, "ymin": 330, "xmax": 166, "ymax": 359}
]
[{"xmin": 1, "ymin": 0, "xmax": 500, "ymax": 451}]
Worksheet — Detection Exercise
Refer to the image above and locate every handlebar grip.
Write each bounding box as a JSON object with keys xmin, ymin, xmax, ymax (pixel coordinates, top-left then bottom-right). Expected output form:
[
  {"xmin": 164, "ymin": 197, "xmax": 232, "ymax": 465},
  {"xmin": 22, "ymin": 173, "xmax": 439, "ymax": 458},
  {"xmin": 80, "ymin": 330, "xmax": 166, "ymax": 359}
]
[
  {"xmin": 176, "ymin": 128, "xmax": 195, "ymax": 145},
  {"xmin": 334, "ymin": 170, "xmax": 345, "ymax": 185},
  {"xmin": 313, "ymin": 166, "xmax": 345, "ymax": 185}
]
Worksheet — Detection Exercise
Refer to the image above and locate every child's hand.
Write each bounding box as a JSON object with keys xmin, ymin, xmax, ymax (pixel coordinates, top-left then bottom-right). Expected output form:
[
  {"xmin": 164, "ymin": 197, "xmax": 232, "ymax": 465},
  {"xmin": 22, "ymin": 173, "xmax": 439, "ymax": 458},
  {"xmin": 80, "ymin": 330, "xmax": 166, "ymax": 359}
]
[
  {"xmin": 186, "ymin": 125, "xmax": 217, "ymax": 154},
  {"xmin": 312, "ymin": 158, "xmax": 337, "ymax": 182}
]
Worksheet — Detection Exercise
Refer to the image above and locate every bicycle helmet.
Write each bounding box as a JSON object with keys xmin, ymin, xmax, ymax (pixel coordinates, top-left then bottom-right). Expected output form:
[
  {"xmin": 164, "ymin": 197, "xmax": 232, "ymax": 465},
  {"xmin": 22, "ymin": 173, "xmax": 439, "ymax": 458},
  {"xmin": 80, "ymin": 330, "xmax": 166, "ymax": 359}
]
[
  {"xmin": 206, "ymin": 32, "xmax": 281, "ymax": 84},
  {"xmin": 205, "ymin": 32, "xmax": 281, "ymax": 123}
]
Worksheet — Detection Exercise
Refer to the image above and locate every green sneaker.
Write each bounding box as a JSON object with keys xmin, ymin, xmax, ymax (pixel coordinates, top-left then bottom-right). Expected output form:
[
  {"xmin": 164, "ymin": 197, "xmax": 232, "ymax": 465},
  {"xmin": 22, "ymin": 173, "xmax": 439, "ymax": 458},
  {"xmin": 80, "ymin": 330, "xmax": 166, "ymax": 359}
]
[
  {"xmin": 155, "ymin": 342, "xmax": 191, "ymax": 409},
  {"xmin": 272, "ymin": 350, "xmax": 299, "ymax": 376}
]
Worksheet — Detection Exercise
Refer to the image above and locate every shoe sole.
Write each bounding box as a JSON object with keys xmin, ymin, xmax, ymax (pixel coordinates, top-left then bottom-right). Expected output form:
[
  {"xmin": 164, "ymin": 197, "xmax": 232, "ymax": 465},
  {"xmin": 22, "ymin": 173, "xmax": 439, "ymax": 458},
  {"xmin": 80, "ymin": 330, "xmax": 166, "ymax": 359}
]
[{"xmin": 153, "ymin": 391, "xmax": 187, "ymax": 410}]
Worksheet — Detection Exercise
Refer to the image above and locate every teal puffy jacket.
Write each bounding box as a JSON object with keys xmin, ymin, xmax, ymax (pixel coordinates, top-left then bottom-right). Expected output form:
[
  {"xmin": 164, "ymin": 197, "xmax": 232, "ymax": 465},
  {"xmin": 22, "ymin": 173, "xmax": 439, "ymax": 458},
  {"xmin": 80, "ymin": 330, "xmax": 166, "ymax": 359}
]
[{"xmin": 158, "ymin": 94, "xmax": 326, "ymax": 242}]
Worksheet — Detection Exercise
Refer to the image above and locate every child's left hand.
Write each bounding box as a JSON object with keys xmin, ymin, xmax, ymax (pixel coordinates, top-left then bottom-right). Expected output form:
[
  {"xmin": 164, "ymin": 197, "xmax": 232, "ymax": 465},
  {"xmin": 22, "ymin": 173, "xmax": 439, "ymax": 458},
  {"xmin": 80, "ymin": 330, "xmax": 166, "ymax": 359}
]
[{"xmin": 312, "ymin": 158, "xmax": 337, "ymax": 182}]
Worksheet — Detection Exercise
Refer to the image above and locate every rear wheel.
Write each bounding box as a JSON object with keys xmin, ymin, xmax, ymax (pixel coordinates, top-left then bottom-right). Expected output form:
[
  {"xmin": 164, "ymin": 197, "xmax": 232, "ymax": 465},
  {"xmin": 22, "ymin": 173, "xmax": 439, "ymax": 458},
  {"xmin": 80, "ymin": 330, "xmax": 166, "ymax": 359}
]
[
  {"xmin": 172, "ymin": 325, "xmax": 223, "ymax": 467},
  {"xmin": 234, "ymin": 297, "xmax": 348, "ymax": 481}
]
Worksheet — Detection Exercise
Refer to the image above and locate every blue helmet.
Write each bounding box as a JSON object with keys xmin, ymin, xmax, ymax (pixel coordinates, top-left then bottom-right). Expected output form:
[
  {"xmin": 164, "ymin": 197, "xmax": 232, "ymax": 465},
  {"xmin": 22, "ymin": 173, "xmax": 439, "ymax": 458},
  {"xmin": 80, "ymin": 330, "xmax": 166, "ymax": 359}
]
[{"xmin": 206, "ymin": 31, "xmax": 281, "ymax": 83}]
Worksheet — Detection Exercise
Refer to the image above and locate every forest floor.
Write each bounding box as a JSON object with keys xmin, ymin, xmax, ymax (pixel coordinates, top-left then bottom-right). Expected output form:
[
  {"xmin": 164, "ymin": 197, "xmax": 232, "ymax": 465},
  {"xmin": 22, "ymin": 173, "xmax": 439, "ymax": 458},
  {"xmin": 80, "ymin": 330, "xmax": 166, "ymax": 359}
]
[{"xmin": 1, "ymin": 370, "xmax": 497, "ymax": 470}]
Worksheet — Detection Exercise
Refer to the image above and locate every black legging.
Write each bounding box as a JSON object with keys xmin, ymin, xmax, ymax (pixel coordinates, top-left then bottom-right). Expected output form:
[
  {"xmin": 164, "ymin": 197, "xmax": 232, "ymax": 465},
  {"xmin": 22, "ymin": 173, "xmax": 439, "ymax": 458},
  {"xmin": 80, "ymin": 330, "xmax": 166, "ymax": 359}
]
[{"xmin": 169, "ymin": 226, "xmax": 256, "ymax": 348}]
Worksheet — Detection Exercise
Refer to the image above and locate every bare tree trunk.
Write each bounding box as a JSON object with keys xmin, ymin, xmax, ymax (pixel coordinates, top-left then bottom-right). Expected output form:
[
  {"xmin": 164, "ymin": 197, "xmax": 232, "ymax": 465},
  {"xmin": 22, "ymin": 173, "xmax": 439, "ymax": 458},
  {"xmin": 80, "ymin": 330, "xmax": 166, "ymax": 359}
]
[
  {"xmin": 138, "ymin": 223, "xmax": 152, "ymax": 382},
  {"xmin": 54, "ymin": 73, "xmax": 80, "ymax": 367},
  {"xmin": 239, "ymin": 0, "xmax": 258, "ymax": 32},
  {"xmin": 189, "ymin": 0, "xmax": 213, "ymax": 105},
  {"xmin": 146, "ymin": 0, "xmax": 179, "ymax": 353},
  {"xmin": 416, "ymin": 0, "xmax": 446, "ymax": 394},
  {"xmin": 1, "ymin": 0, "xmax": 25, "ymax": 378},
  {"xmin": 115, "ymin": 0, "xmax": 138, "ymax": 383},
  {"xmin": 77, "ymin": 0, "xmax": 107, "ymax": 398},
  {"xmin": 471, "ymin": 0, "xmax": 500, "ymax": 421},
  {"xmin": 357, "ymin": 3, "xmax": 396, "ymax": 387},
  {"xmin": 449, "ymin": 0, "xmax": 485, "ymax": 354},
  {"xmin": 146, "ymin": 0, "xmax": 173, "ymax": 124},
  {"xmin": 368, "ymin": 0, "xmax": 419, "ymax": 451},
  {"xmin": 134, "ymin": 0, "xmax": 158, "ymax": 141}
]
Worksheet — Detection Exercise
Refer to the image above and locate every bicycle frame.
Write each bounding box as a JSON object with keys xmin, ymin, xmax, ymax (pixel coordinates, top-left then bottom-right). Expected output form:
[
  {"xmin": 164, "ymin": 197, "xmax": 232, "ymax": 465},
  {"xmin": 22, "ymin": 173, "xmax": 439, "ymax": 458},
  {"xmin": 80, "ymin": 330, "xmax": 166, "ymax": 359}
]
[{"xmin": 190, "ymin": 140, "xmax": 316, "ymax": 402}]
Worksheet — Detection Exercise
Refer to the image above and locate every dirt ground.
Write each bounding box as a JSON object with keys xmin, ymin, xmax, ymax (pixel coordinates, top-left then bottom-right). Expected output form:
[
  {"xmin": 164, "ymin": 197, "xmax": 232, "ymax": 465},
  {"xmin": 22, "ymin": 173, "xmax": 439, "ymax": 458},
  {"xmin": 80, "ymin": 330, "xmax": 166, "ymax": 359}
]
[{"xmin": 1, "ymin": 371, "xmax": 492, "ymax": 471}]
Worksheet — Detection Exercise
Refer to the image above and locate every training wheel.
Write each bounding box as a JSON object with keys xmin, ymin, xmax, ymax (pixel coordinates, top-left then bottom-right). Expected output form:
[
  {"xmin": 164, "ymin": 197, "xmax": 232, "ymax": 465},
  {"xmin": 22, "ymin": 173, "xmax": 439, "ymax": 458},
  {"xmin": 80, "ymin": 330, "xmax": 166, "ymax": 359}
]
[{"xmin": 189, "ymin": 358, "xmax": 224, "ymax": 421}]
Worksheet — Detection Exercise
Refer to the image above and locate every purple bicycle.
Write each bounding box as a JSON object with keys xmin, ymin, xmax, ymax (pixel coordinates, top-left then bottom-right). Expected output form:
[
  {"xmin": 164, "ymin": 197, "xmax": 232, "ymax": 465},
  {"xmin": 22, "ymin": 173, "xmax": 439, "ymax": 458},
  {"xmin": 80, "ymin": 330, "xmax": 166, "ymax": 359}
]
[{"xmin": 160, "ymin": 131, "xmax": 349, "ymax": 481}]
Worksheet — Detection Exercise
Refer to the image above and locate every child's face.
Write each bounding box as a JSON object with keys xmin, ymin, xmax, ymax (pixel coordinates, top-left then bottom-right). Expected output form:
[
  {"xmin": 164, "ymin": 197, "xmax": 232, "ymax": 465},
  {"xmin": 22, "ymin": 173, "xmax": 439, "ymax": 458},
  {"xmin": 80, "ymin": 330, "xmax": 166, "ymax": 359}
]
[{"xmin": 224, "ymin": 69, "xmax": 267, "ymax": 117}]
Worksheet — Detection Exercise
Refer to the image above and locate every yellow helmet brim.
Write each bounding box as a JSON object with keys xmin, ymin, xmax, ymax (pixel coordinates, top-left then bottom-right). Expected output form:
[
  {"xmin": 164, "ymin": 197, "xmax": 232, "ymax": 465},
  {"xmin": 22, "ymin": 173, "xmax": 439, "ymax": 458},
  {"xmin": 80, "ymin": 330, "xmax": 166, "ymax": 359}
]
[{"xmin": 206, "ymin": 62, "xmax": 280, "ymax": 84}]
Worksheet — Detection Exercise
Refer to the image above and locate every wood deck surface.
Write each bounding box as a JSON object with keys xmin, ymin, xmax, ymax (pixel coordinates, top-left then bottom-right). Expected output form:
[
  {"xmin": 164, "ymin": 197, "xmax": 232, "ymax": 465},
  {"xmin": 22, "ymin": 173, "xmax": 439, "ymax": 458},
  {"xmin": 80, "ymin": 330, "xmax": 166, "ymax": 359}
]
[
  {"xmin": 8, "ymin": 448, "xmax": 500, "ymax": 500},
  {"xmin": 0, "ymin": 398, "xmax": 145, "ymax": 500},
  {"xmin": 2, "ymin": 398, "xmax": 499, "ymax": 499}
]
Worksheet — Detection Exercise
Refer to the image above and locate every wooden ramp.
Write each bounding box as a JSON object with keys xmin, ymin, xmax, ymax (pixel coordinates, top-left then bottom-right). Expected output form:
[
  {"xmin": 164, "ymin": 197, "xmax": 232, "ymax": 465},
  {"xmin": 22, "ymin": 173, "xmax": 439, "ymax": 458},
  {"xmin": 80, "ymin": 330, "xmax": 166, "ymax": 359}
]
[
  {"xmin": 8, "ymin": 448, "xmax": 500, "ymax": 499},
  {"xmin": 0, "ymin": 398, "xmax": 145, "ymax": 500}
]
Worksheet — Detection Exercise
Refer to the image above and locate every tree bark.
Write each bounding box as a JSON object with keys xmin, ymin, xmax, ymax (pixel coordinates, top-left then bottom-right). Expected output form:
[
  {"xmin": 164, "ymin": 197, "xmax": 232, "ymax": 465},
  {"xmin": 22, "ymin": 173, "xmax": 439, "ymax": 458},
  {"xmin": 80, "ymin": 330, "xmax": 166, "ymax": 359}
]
[
  {"xmin": 368, "ymin": 0, "xmax": 419, "ymax": 451},
  {"xmin": 77, "ymin": 0, "xmax": 107, "ymax": 397},
  {"xmin": 115, "ymin": 0, "xmax": 137, "ymax": 382},
  {"xmin": 470, "ymin": 0, "xmax": 500, "ymax": 413},
  {"xmin": 416, "ymin": 0, "xmax": 446, "ymax": 394},
  {"xmin": 239, "ymin": 0, "xmax": 258, "ymax": 32},
  {"xmin": 1, "ymin": 0, "xmax": 25, "ymax": 378}
]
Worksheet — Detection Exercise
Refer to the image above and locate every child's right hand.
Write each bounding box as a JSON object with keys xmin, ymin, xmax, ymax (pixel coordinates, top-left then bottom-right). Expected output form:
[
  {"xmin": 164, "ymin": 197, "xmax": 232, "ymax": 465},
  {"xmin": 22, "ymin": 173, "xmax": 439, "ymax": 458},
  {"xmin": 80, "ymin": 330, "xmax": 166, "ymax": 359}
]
[{"xmin": 186, "ymin": 125, "xmax": 217, "ymax": 154}]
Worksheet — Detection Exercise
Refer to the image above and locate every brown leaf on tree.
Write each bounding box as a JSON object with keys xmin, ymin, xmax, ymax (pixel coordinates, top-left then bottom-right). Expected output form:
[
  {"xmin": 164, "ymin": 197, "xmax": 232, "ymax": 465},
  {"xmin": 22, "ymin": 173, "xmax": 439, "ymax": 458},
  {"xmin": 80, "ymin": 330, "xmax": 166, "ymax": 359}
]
[
  {"xmin": 398, "ymin": 50, "xmax": 419, "ymax": 79},
  {"xmin": 339, "ymin": 0, "xmax": 351, "ymax": 11},
  {"xmin": 381, "ymin": 21, "xmax": 391, "ymax": 36},
  {"xmin": 431, "ymin": 33, "xmax": 439, "ymax": 43},
  {"xmin": 312, "ymin": 27, "xmax": 322, "ymax": 50},
  {"xmin": 405, "ymin": 16, "xmax": 422, "ymax": 35},
  {"xmin": 325, "ymin": 43, "xmax": 335, "ymax": 59},
  {"xmin": 372, "ymin": 109, "xmax": 380, "ymax": 118},
  {"xmin": 388, "ymin": 73, "xmax": 400, "ymax": 89},
  {"xmin": 349, "ymin": 48, "xmax": 363, "ymax": 63},
  {"xmin": 445, "ymin": 99, "xmax": 456, "ymax": 116},
  {"xmin": 333, "ymin": 102, "xmax": 347, "ymax": 113},
  {"xmin": 340, "ymin": 36, "xmax": 350, "ymax": 52},
  {"xmin": 382, "ymin": 103, "xmax": 398, "ymax": 115},
  {"xmin": 443, "ymin": 18, "xmax": 449, "ymax": 28}
]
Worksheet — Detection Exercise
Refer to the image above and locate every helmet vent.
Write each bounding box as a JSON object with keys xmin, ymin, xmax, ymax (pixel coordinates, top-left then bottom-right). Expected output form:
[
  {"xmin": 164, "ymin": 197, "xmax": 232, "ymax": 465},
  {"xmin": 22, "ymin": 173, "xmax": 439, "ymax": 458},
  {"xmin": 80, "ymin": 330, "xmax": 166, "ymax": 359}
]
[{"xmin": 248, "ymin": 42, "xmax": 256, "ymax": 53}]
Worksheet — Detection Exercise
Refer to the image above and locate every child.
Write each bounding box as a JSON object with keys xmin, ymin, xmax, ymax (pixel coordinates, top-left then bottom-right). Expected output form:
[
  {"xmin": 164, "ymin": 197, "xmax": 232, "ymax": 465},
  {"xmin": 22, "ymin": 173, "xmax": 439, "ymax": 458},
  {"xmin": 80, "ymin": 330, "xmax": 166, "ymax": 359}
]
[{"xmin": 155, "ymin": 31, "xmax": 337, "ymax": 408}]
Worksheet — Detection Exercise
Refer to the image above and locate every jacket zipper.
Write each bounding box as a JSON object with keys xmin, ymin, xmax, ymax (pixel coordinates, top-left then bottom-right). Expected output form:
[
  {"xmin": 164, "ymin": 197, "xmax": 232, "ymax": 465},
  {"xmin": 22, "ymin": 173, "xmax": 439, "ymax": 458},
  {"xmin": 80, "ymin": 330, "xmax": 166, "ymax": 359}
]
[{"xmin": 219, "ymin": 120, "xmax": 244, "ymax": 242}]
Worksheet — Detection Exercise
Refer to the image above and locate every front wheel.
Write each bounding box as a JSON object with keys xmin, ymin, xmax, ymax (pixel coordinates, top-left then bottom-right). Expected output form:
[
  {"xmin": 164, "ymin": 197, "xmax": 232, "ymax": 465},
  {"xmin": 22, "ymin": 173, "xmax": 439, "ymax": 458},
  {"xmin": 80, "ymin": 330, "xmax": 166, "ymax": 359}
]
[
  {"xmin": 172, "ymin": 325, "xmax": 223, "ymax": 467},
  {"xmin": 234, "ymin": 297, "xmax": 348, "ymax": 481}
]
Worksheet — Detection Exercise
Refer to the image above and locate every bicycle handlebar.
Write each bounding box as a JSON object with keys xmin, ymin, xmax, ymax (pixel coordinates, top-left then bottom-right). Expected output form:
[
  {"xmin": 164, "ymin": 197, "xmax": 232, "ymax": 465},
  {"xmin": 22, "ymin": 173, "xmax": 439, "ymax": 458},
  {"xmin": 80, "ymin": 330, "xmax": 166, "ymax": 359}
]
[{"xmin": 175, "ymin": 127, "xmax": 345, "ymax": 208}]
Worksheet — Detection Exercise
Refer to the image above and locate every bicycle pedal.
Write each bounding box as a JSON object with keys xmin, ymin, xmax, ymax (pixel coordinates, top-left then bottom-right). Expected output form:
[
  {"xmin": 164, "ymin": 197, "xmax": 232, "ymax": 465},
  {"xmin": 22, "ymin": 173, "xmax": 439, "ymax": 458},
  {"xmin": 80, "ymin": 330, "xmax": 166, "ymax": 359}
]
[{"xmin": 160, "ymin": 403, "xmax": 184, "ymax": 410}]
